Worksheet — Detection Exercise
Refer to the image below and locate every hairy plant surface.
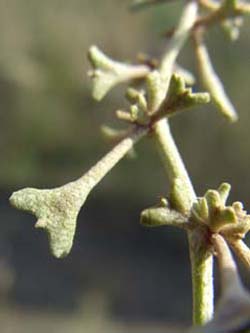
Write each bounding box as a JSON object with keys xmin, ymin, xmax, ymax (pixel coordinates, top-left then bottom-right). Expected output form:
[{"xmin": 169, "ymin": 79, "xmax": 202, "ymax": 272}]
[{"xmin": 9, "ymin": 0, "xmax": 250, "ymax": 331}]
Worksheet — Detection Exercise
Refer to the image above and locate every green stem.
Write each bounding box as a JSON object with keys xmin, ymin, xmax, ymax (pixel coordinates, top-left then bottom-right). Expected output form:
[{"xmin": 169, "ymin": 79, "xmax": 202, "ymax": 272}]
[
  {"xmin": 160, "ymin": 1, "xmax": 198, "ymax": 84},
  {"xmin": 154, "ymin": 119, "xmax": 214, "ymax": 325},
  {"xmin": 80, "ymin": 126, "xmax": 147, "ymax": 190},
  {"xmin": 153, "ymin": 119, "xmax": 195, "ymax": 213},
  {"xmin": 152, "ymin": 0, "xmax": 214, "ymax": 325},
  {"xmin": 189, "ymin": 231, "xmax": 214, "ymax": 325}
]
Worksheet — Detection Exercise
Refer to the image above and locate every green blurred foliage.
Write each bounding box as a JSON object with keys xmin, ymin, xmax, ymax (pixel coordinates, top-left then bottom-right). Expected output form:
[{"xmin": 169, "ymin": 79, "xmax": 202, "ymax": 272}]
[{"xmin": 1, "ymin": 0, "xmax": 250, "ymax": 206}]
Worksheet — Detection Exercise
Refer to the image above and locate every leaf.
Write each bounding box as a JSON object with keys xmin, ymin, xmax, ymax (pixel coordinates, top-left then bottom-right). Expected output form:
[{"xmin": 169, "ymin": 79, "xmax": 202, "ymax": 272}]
[
  {"xmin": 88, "ymin": 46, "xmax": 149, "ymax": 100},
  {"xmin": 10, "ymin": 183, "xmax": 90, "ymax": 258}
]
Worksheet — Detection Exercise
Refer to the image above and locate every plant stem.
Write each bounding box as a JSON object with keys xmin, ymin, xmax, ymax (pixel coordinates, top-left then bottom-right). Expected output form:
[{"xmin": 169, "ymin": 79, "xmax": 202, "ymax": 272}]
[
  {"xmin": 212, "ymin": 235, "xmax": 242, "ymax": 296},
  {"xmin": 189, "ymin": 231, "xmax": 214, "ymax": 325},
  {"xmin": 153, "ymin": 119, "xmax": 195, "ymax": 213},
  {"xmin": 160, "ymin": 1, "xmax": 198, "ymax": 85},
  {"xmin": 154, "ymin": 119, "xmax": 214, "ymax": 325},
  {"xmin": 152, "ymin": 0, "xmax": 214, "ymax": 325},
  {"xmin": 228, "ymin": 239, "xmax": 250, "ymax": 270},
  {"xmin": 80, "ymin": 125, "xmax": 147, "ymax": 191}
]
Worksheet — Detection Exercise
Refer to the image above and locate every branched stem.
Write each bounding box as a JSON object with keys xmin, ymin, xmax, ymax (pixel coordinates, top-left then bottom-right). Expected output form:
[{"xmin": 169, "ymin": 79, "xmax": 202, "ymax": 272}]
[
  {"xmin": 152, "ymin": 0, "xmax": 214, "ymax": 325},
  {"xmin": 153, "ymin": 119, "xmax": 195, "ymax": 213},
  {"xmin": 154, "ymin": 118, "xmax": 214, "ymax": 325},
  {"xmin": 11, "ymin": 0, "xmax": 250, "ymax": 326}
]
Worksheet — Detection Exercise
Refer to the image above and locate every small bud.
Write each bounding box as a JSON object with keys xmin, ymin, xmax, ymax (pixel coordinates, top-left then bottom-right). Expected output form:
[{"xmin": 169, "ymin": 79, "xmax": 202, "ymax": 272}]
[
  {"xmin": 221, "ymin": 16, "xmax": 243, "ymax": 41},
  {"xmin": 205, "ymin": 190, "xmax": 222, "ymax": 213},
  {"xmin": 217, "ymin": 182, "xmax": 231, "ymax": 205},
  {"xmin": 159, "ymin": 197, "xmax": 169, "ymax": 207},
  {"xmin": 116, "ymin": 110, "xmax": 134, "ymax": 123},
  {"xmin": 125, "ymin": 88, "xmax": 147, "ymax": 111},
  {"xmin": 140, "ymin": 206, "xmax": 188, "ymax": 228},
  {"xmin": 174, "ymin": 64, "xmax": 196, "ymax": 86},
  {"xmin": 120, "ymin": 87, "xmax": 150, "ymax": 125},
  {"xmin": 191, "ymin": 183, "xmax": 250, "ymax": 237},
  {"xmin": 100, "ymin": 125, "xmax": 128, "ymax": 142},
  {"xmin": 191, "ymin": 197, "xmax": 209, "ymax": 223},
  {"xmin": 220, "ymin": 201, "xmax": 250, "ymax": 240},
  {"xmin": 211, "ymin": 207, "xmax": 237, "ymax": 233},
  {"xmin": 153, "ymin": 74, "xmax": 210, "ymax": 121}
]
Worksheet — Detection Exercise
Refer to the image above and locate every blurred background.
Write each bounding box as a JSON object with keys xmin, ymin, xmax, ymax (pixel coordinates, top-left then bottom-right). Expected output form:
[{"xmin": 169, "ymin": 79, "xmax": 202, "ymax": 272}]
[{"xmin": 0, "ymin": 0, "xmax": 250, "ymax": 332}]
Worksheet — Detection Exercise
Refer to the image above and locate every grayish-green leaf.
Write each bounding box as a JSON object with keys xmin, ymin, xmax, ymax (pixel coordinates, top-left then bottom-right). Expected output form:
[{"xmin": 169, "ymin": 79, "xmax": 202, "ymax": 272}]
[
  {"xmin": 10, "ymin": 127, "xmax": 146, "ymax": 258},
  {"xmin": 10, "ymin": 183, "xmax": 90, "ymax": 258},
  {"xmin": 88, "ymin": 46, "xmax": 149, "ymax": 100}
]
